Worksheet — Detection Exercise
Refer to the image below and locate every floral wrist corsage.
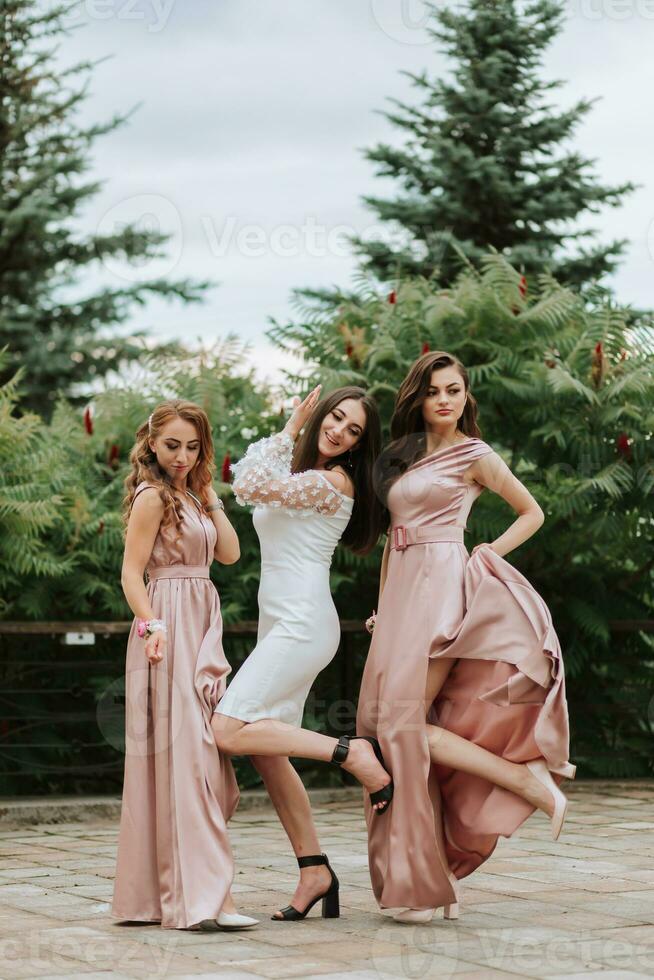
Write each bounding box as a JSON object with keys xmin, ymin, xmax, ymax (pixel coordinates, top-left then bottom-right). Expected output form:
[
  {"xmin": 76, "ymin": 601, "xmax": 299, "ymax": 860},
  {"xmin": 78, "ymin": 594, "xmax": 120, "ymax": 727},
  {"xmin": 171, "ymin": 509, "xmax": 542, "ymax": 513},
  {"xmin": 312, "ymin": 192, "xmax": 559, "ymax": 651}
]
[
  {"xmin": 365, "ymin": 610, "xmax": 377, "ymax": 635},
  {"xmin": 137, "ymin": 618, "xmax": 167, "ymax": 638}
]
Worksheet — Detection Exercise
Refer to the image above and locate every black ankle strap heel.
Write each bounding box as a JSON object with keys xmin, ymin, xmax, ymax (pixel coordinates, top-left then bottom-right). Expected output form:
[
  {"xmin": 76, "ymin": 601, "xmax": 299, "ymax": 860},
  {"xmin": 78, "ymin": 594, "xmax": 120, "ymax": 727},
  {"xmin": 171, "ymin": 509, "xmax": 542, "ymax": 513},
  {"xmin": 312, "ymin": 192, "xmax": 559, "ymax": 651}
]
[
  {"xmin": 297, "ymin": 853, "xmax": 330, "ymax": 869},
  {"xmin": 331, "ymin": 735, "xmax": 350, "ymax": 765},
  {"xmin": 330, "ymin": 734, "xmax": 394, "ymax": 816},
  {"xmin": 271, "ymin": 853, "xmax": 340, "ymax": 921}
]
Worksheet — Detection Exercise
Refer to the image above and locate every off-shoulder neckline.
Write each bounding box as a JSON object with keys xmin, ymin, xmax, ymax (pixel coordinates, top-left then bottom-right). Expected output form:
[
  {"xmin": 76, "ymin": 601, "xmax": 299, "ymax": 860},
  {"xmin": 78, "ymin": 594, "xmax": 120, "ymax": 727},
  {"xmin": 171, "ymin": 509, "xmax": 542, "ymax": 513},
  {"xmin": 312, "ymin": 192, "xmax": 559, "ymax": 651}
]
[
  {"xmin": 313, "ymin": 470, "xmax": 355, "ymax": 509},
  {"xmin": 408, "ymin": 436, "xmax": 484, "ymax": 472}
]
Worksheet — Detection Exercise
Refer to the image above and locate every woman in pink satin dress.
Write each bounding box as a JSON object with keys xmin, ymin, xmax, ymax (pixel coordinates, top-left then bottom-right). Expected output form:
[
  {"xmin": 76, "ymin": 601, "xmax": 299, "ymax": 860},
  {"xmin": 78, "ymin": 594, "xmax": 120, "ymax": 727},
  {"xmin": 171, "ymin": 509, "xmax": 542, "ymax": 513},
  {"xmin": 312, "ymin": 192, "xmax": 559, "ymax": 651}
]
[
  {"xmin": 112, "ymin": 400, "xmax": 257, "ymax": 931},
  {"xmin": 356, "ymin": 351, "xmax": 575, "ymax": 924}
]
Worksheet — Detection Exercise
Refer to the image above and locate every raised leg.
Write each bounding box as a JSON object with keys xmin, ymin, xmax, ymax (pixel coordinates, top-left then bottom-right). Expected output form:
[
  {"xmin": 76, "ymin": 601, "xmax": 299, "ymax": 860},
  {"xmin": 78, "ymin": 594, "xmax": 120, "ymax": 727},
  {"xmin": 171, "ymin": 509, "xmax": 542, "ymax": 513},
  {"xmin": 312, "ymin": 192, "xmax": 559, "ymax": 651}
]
[
  {"xmin": 250, "ymin": 755, "xmax": 331, "ymax": 919},
  {"xmin": 424, "ymin": 657, "xmax": 555, "ymax": 816},
  {"xmin": 210, "ymin": 713, "xmax": 391, "ymax": 809}
]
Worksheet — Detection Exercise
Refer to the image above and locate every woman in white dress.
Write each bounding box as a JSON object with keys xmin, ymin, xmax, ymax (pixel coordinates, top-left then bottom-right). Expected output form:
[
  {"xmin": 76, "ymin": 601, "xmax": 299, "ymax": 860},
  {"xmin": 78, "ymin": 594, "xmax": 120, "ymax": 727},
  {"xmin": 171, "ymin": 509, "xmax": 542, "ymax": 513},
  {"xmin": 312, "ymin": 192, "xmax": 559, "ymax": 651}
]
[{"xmin": 211, "ymin": 385, "xmax": 393, "ymax": 921}]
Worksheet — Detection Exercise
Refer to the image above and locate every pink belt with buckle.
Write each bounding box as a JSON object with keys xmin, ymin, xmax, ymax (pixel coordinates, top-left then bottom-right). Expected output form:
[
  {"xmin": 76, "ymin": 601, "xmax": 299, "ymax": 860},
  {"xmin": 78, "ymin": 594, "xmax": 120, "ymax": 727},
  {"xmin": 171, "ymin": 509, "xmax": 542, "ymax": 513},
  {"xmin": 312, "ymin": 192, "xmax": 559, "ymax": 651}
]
[
  {"xmin": 148, "ymin": 565, "xmax": 210, "ymax": 580},
  {"xmin": 390, "ymin": 524, "xmax": 465, "ymax": 551}
]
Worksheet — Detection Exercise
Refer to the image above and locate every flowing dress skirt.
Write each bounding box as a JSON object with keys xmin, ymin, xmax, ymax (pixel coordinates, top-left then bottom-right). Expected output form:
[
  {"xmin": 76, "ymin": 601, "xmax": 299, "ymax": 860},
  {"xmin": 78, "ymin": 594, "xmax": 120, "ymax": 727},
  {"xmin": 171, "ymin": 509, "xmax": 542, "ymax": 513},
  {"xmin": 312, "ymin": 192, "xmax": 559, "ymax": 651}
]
[
  {"xmin": 112, "ymin": 567, "xmax": 239, "ymax": 929},
  {"xmin": 356, "ymin": 543, "xmax": 575, "ymax": 911}
]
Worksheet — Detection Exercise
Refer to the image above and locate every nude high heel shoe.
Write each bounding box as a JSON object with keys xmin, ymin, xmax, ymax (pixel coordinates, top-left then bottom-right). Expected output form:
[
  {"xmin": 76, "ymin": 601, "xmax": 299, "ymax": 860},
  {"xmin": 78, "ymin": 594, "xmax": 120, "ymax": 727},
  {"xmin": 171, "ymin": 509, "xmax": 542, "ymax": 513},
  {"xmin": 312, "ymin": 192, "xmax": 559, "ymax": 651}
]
[
  {"xmin": 526, "ymin": 758, "xmax": 568, "ymax": 841},
  {"xmin": 393, "ymin": 903, "xmax": 458, "ymax": 923},
  {"xmin": 393, "ymin": 908, "xmax": 434, "ymax": 924}
]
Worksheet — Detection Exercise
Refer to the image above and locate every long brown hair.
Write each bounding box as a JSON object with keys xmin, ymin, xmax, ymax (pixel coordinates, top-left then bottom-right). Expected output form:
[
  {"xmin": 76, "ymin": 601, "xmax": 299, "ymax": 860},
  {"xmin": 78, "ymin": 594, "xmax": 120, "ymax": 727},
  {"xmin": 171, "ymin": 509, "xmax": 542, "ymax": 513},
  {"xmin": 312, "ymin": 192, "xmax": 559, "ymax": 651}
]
[
  {"xmin": 377, "ymin": 351, "xmax": 482, "ymax": 500},
  {"xmin": 122, "ymin": 400, "xmax": 216, "ymax": 536},
  {"xmin": 292, "ymin": 386, "xmax": 385, "ymax": 555}
]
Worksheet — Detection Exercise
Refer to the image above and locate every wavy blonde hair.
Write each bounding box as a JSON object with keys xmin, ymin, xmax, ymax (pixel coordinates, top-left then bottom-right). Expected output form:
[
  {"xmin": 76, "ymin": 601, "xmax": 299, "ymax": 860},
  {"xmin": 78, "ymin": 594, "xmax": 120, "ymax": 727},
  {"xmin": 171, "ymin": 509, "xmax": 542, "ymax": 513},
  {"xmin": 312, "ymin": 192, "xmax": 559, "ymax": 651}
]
[{"xmin": 123, "ymin": 400, "xmax": 216, "ymax": 537}]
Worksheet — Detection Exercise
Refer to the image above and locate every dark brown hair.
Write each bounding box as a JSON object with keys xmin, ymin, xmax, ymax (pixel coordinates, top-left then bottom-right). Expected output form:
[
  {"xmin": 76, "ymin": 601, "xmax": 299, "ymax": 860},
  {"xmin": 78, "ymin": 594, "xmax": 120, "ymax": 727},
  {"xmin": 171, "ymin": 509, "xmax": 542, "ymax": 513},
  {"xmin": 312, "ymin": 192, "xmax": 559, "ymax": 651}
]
[
  {"xmin": 292, "ymin": 386, "xmax": 385, "ymax": 555},
  {"xmin": 377, "ymin": 351, "xmax": 481, "ymax": 500},
  {"xmin": 123, "ymin": 400, "xmax": 216, "ymax": 536}
]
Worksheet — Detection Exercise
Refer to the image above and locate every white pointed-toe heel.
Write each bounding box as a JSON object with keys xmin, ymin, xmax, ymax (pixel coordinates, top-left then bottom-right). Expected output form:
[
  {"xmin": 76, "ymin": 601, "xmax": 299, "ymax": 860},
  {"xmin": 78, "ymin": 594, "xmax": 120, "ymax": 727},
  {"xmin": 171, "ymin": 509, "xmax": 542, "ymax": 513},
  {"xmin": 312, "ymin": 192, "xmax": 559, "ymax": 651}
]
[
  {"xmin": 443, "ymin": 902, "xmax": 459, "ymax": 920},
  {"xmin": 392, "ymin": 907, "xmax": 435, "ymax": 924},
  {"xmin": 526, "ymin": 758, "xmax": 568, "ymax": 841},
  {"xmin": 215, "ymin": 910, "xmax": 259, "ymax": 930}
]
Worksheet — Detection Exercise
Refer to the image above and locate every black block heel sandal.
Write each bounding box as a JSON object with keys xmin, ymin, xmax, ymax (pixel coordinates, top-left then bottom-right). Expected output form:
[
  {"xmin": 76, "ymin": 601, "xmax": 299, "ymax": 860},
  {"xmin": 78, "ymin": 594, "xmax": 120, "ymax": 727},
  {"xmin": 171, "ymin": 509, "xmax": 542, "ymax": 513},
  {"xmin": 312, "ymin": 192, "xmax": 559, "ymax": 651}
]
[
  {"xmin": 271, "ymin": 853, "xmax": 340, "ymax": 921},
  {"xmin": 331, "ymin": 734, "xmax": 394, "ymax": 815}
]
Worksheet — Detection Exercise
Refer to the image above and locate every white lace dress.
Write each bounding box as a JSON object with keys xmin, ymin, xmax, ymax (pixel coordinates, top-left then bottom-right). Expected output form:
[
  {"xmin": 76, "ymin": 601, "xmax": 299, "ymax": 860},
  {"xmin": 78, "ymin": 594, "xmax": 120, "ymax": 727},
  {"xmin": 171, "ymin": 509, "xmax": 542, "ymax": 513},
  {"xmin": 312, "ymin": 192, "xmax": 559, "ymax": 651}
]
[{"xmin": 214, "ymin": 431, "xmax": 354, "ymax": 727}]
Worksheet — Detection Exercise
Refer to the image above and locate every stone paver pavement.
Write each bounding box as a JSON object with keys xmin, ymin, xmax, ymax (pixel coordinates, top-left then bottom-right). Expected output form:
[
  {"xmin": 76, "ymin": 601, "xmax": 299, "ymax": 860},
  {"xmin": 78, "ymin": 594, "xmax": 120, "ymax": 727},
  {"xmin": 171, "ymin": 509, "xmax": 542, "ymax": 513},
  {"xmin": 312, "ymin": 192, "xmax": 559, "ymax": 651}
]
[{"xmin": 0, "ymin": 781, "xmax": 653, "ymax": 979}]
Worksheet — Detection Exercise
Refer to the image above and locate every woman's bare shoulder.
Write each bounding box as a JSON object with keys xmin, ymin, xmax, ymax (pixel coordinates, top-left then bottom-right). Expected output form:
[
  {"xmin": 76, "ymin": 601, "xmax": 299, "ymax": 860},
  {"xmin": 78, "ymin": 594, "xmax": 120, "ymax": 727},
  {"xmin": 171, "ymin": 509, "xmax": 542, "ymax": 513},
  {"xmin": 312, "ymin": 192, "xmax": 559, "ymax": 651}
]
[
  {"xmin": 130, "ymin": 483, "xmax": 164, "ymax": 514},
  {"xmin": 319, "ymin": 466, "xmax": 355, "ymax": 498}
]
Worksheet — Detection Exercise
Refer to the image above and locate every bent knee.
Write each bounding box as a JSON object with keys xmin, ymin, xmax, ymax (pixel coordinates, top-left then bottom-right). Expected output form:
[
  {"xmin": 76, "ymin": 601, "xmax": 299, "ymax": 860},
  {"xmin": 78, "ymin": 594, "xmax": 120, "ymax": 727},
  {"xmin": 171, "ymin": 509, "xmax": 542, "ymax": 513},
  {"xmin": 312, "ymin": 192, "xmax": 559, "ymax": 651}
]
[{"xmin": 211, "ymin": 715, "xmax": 241, "ymax": 755}]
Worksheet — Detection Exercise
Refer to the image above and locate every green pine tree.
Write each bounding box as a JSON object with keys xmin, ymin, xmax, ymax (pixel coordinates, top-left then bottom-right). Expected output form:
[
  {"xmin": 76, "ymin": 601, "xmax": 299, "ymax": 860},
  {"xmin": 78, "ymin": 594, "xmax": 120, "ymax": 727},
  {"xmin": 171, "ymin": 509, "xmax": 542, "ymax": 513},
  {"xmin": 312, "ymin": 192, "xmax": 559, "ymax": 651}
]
[
  {"xmin": 352, "ymin": 0, "xmax": 636, "ymax": 289},
  {"xmin": 0, "ymin": 0, "xmax": 209, "ymax": 415}
]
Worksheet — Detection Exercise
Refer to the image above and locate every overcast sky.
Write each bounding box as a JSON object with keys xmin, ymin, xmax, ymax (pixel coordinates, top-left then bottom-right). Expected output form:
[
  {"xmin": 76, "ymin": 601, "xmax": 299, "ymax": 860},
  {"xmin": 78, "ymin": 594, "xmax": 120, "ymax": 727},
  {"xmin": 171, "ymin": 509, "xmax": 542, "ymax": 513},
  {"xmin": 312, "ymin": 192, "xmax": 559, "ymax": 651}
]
[{"xmin": 58, "ymin": 0, "xmax": 654, "ymax": 383}]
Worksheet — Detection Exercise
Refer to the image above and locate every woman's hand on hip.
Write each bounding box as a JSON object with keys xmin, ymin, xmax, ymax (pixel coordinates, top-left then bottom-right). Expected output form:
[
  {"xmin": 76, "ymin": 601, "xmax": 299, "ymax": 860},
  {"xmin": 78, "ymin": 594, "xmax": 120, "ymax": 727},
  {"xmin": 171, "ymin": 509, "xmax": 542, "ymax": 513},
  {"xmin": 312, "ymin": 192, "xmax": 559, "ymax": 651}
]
[{"xmin": 471, "ymin": 542, "xmax": 496, "ymax": 556}]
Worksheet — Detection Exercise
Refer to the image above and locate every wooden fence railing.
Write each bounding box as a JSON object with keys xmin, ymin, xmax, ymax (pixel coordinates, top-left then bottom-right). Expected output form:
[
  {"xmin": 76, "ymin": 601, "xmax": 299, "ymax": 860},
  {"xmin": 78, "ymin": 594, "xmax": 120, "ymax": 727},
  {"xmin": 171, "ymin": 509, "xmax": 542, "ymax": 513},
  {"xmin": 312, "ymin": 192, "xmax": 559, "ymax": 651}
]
[
  {"xmin": 0, "ymin": 620, "xmax": 365, "ymax": 635},
  {"xmin": 1, "ymin": 619, "xmax": 652, "ymax": 635},
  {"xmin": 1, "ymin": 619, "xmax": 652, "ymax": 794},
  {"xmin": 0, "ymin": 620, "xmax": 369, "ymax": 794}
]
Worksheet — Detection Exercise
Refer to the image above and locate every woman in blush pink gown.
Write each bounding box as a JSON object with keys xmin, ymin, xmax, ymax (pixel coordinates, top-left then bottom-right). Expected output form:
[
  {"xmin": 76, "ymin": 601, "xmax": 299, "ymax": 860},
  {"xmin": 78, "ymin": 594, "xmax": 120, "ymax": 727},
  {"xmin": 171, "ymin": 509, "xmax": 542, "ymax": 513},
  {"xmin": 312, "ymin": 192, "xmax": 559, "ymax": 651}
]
[
  {"xmin": 356, "ymin": 351, "xmax": 575, "ymax": 924},
  {"xmin": 112, "ymin": 400, "xmax": 257, "ymax": 931}
]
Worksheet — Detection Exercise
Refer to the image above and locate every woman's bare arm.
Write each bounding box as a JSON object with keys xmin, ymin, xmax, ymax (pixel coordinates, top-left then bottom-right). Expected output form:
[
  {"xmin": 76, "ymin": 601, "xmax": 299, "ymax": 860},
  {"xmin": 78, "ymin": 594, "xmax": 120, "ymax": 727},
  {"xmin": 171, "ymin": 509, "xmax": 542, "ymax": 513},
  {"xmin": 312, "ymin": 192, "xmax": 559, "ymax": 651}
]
[
  {"xmin": 121, "ymin": 488, "xmax": 163, "ymax": 618},
  {"xmin": 121, "ymin": 488, "xmax": 168, "ymax": 665},
  {"xmin": 467, "ymin": 453, "xmax": 544, "ymax": 558},
  {"xmin": 205, "ymin": 488, "xmax": 240, "ymax": 564}
]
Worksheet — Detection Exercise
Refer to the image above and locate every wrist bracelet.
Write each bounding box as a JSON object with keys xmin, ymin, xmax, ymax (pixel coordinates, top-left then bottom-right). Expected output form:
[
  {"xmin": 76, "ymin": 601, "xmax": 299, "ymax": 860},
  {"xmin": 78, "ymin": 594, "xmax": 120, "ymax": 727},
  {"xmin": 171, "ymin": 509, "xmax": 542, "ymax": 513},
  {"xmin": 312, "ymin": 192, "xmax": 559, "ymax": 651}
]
[
  {"xmin": 137, "ymin": 618, "xmax": 167, "ymax": 638},
  {"xmin": 365, "ymin": 610, "xmax": 377, "ymax": 635},
  {"xmin": 206, "ymin": 500, "xmax": 225, "ymax": 513}
]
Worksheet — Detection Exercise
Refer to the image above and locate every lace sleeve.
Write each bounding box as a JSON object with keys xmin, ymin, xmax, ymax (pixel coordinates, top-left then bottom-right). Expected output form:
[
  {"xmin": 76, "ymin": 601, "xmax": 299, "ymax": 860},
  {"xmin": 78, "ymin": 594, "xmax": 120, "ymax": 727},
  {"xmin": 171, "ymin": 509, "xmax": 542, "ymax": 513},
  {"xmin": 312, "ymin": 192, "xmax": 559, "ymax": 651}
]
[{"xmin": 231, "ymin": 432, "xmax": 346, "ymax": 516}]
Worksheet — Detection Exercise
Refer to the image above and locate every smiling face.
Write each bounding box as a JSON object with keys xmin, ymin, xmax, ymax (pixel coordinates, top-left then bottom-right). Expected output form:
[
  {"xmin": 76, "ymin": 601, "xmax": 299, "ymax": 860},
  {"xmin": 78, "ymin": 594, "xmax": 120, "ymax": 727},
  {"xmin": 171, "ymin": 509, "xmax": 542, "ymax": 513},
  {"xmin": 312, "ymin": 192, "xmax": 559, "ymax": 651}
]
[
  {"xmin": 317, "ymin": 397, "xmax": 367, "ymax": 460},
  {"xmin": 149, "ymin": 416, "xmax": 201, "ymax": 485},
  {"xmin": 421, "ymin": 366, "xmax": 467, "ymax": 430}
]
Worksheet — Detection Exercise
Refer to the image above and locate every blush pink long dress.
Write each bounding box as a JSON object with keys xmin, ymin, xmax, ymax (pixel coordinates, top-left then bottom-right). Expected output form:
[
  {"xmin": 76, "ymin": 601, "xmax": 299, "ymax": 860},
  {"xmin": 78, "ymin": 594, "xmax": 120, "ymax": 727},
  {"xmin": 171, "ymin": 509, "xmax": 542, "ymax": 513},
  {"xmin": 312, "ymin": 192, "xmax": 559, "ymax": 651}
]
[
  {"xmin": 356, "ymin": 438, "xmax": 575, "ymax": 912},
  {"xmin": 112, "ymin": 482, "xmax": 239, "ymax": 929}
]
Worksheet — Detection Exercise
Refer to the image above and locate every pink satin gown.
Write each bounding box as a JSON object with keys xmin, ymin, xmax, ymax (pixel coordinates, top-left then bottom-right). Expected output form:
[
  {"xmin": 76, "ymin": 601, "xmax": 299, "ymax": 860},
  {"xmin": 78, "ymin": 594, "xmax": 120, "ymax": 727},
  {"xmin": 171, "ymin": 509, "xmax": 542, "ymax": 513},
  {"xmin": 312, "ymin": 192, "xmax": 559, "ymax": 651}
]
[
  {"xmin": 112, "ymin": 482, "xmax": 239, "ymax": 929},
  {"xmin": 356, "ymin": 438, "xmax": 575, "ymax": 911}
]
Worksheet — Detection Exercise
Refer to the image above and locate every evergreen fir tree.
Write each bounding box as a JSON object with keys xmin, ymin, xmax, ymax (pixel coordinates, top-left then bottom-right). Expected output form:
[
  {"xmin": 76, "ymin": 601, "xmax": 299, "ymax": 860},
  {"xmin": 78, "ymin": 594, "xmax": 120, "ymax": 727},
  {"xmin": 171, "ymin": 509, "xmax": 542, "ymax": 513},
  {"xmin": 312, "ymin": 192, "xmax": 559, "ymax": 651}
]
[
  {"xmin": 353, "ymin": 0, "xmax": 635, "ymax": 289},
  {"xmin": 0, "ymin": 0, "xmax": 208, "ymax": 415}
]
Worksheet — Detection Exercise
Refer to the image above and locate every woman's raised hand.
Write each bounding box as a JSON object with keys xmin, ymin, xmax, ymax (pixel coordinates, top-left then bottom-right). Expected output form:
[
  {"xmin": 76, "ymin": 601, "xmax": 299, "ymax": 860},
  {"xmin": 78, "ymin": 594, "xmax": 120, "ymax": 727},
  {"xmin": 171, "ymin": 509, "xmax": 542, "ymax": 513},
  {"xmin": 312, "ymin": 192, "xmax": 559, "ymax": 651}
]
[{"xmin": 284, "ymin": 384, "xmax": 322, "ymax": 440}]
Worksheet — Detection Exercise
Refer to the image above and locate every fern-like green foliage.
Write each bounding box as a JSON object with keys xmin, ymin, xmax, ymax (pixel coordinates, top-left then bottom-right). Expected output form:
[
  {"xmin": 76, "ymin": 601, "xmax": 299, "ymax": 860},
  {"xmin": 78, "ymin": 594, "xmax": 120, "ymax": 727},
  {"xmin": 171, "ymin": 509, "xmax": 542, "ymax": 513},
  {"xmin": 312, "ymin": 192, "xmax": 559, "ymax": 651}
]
[
  {"xmin": 269, "ymin": 255, "xmax": 654, "ymax": 777},
  {"xmin": 0, "ymin": 338, "xmax": 275, "ymax": 623},
  {"xmin": 2, "ymin": 259, "xmax": 653, "ymax": 785},
  {"xmin": 0, "ymin": 351, "xmax": 76, "ymax": 615}
]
